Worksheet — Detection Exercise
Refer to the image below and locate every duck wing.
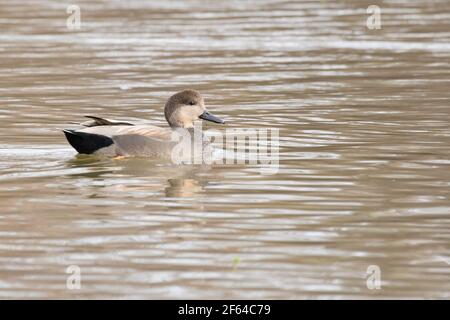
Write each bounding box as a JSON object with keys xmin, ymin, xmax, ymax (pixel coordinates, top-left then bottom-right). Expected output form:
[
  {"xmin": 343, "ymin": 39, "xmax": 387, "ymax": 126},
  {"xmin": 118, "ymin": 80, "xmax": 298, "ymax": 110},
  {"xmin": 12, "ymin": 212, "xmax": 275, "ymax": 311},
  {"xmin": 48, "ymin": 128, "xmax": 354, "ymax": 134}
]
[
  {"xmin": 80, "ymin": 125, "xmax": 172, "ymax": 139},
  {"xmin": 79, "ymin": 116, "xmax": 134, "ymax": 127}
]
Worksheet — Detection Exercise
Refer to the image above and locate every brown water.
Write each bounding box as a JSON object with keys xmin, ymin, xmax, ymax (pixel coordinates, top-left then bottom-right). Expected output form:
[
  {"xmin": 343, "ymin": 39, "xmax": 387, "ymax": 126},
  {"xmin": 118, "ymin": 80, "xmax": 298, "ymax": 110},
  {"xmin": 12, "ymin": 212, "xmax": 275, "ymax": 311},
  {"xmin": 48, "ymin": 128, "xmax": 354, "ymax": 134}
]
[{"xmin": 0, "ymin": 0, "xmax": 449, "ymax": 299}]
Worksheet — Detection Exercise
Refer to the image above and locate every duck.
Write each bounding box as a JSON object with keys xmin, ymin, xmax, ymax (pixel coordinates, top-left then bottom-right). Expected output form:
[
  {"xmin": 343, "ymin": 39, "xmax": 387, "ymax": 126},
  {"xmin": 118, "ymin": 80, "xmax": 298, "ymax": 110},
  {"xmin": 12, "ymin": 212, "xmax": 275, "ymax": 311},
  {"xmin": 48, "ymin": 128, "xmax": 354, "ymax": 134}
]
[{"xmin": 63, "ymin": 90, "xmax": 225, "ymax": 159}]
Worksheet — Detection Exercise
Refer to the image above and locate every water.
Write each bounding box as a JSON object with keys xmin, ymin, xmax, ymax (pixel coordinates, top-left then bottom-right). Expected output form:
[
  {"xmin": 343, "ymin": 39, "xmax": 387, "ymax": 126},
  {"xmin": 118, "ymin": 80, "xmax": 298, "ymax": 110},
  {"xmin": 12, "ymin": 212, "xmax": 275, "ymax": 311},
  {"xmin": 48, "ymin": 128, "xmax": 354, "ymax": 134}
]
[{"xmin": 0, "ymin": 0, "xmax": 449, "ymax": 299}]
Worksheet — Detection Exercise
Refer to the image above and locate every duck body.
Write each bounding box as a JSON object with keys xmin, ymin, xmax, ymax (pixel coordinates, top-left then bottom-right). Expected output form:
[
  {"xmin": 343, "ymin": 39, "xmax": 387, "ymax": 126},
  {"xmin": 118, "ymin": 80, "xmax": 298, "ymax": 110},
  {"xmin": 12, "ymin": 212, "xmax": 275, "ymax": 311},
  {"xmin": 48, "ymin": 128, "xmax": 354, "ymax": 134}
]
[
  {"xmin": 63, "ymin": 90, "xmax": 225, "ymax": 160},
  {"xmin": 64, "ymin": 123, "xmax": 173, "ymax": 157}
]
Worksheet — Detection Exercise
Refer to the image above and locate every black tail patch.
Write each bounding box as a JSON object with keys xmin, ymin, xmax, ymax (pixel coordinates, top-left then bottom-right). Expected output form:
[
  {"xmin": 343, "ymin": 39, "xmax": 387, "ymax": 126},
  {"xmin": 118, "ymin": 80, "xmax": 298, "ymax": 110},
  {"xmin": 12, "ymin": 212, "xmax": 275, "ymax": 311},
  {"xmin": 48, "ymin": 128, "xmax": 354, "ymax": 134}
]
[{"xmin": 63, "ymin": 130, "xmax": 114, "ymax": 154}]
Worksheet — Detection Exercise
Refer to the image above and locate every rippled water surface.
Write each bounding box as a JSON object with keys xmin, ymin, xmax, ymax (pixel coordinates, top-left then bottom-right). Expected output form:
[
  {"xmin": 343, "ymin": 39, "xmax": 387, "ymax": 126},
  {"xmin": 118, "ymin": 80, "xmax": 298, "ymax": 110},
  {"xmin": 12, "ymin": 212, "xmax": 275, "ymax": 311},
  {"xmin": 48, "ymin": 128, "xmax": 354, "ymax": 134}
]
[{"xmin": 0, "ymin": 0, "xmax": 449, "ymax": 299}]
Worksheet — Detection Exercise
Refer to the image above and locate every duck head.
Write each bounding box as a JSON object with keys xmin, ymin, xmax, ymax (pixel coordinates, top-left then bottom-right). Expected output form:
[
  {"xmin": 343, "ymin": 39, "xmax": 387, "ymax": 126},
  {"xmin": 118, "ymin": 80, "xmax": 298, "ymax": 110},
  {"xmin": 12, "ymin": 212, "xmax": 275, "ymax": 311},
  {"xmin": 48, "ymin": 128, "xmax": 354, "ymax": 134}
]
[{"xmin": 164, "ymin": 89, "xmax": 225, "ymax": 128}]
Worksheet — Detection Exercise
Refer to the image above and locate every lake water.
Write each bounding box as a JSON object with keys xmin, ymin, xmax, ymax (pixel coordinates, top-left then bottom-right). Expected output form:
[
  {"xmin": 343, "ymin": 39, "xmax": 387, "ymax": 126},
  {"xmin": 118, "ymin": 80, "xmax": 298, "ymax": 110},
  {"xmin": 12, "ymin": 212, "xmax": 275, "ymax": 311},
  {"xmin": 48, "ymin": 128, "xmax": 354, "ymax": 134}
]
[{"xmin": 0, "ymin": 0, "xmax": 449, "ymax": 299}]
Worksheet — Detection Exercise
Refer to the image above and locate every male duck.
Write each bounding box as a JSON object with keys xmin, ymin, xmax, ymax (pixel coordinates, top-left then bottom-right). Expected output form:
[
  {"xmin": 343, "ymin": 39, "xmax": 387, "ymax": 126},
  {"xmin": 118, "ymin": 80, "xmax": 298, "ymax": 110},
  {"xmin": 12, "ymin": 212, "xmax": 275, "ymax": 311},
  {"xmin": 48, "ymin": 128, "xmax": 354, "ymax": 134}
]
[{"xmin": 63, "ymin": 90, "xmax": 225, "ymax": 158}]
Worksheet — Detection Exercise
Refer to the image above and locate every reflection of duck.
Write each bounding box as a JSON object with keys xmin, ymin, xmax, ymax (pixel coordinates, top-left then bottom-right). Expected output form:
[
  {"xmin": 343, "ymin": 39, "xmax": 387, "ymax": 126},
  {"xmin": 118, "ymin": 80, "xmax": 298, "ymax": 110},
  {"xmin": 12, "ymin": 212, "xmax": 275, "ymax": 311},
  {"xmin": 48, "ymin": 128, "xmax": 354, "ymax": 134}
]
[
  {"xmin": 165, "ymin": 178, "xmax": 205, "ymax": 198},
  {"xmin": 64, "ymin": 155, "xmax": 210, "ymax": 200},
  {"xmin": 64, "ymin": 154, "xmax": 117, "ymax": 179},
  {"xmin": 74, "ymin": 156, "xmax": 210, "ymax": 199},
  {"xmin": 63, "ymin": 90, "xmax": 225, "ymax": 157},
  {"xmin": 116, "ymin": 159, "xmax": 208, "ymax": 198}
]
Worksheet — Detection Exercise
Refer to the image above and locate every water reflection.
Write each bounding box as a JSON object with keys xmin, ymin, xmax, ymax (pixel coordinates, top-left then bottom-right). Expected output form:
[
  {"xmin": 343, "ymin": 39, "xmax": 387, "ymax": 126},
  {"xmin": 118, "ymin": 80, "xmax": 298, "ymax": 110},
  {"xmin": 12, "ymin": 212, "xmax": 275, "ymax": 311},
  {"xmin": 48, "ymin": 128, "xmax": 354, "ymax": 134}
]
[
  {"xmin": 165, "ymin": 178, "xmax": 204, "ymax": 198},
  {"xmin": 64, "ymin": 155, "xmax": 209, "ymax": 201}
]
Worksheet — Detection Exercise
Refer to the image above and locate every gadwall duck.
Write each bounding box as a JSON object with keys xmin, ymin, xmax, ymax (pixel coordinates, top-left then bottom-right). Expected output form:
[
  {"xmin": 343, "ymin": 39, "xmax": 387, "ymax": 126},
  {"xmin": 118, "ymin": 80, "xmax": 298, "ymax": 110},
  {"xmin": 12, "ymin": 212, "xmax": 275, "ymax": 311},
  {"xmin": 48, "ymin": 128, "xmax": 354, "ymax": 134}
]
[{"xmin": 63, "ymin": 90, "xmax": 225, "ymax": 158}]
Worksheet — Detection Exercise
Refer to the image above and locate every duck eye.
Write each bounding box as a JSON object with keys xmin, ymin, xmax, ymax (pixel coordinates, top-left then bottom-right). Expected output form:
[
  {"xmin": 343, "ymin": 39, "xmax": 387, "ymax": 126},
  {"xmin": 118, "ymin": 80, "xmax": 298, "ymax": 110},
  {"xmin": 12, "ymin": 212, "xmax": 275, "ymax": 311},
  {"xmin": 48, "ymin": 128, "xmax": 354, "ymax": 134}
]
[{"xmin": 189, "ymin": 101, "xmax": 195, "ymax": 106}]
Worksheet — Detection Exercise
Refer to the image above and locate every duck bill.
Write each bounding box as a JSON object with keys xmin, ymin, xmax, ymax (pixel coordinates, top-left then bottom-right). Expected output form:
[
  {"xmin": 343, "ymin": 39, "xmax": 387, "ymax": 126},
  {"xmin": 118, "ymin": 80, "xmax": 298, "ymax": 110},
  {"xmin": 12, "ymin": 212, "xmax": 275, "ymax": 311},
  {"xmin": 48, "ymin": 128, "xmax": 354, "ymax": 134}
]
[{"xmin": 199, "ymin": 110, "xmax": 225, "ymax": 124}]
